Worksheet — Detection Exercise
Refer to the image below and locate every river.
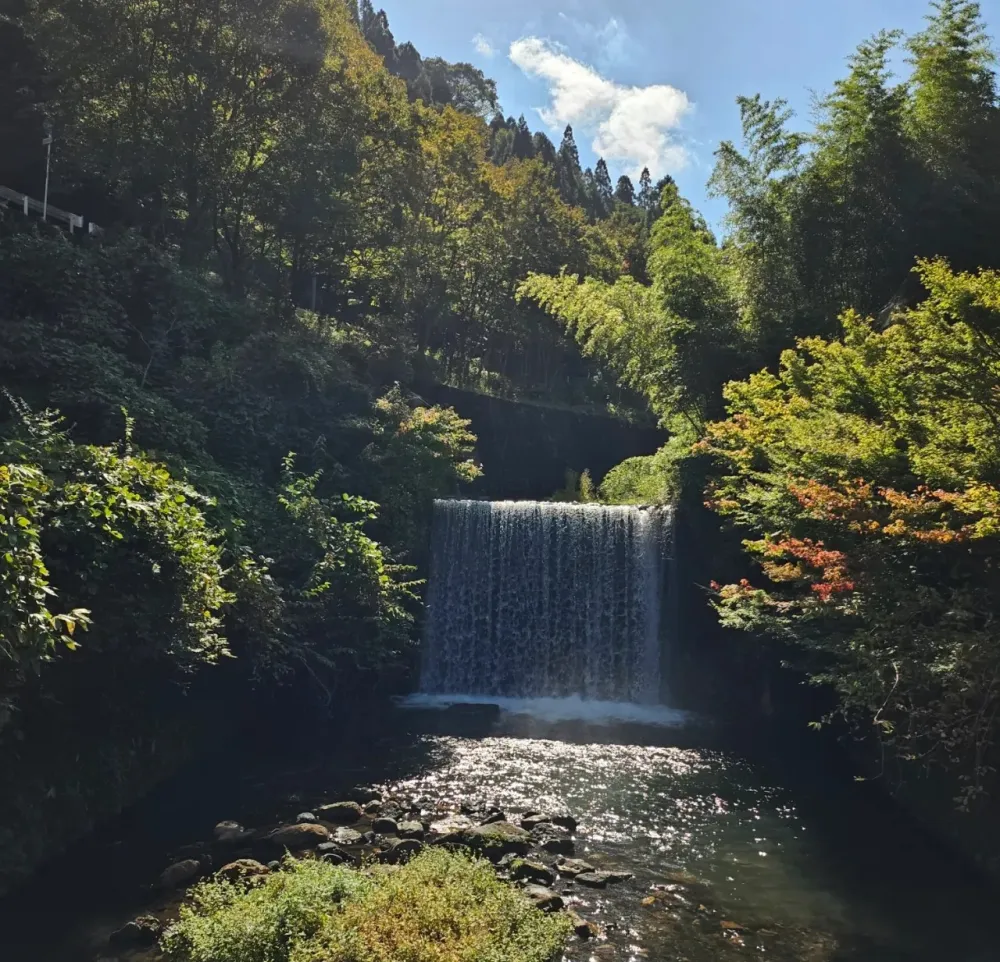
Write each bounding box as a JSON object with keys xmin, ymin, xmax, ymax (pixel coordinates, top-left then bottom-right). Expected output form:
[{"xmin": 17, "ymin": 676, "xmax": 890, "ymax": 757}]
[{"xmin": 2, "ymin": 700, "xmax": 994, "ymax": 962}]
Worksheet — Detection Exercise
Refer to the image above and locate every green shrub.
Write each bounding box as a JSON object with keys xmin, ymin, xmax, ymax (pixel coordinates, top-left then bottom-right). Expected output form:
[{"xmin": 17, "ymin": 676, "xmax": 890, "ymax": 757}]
[
  {"xmin": 164, "ymin": 850, "xmax": 571, "ymax": 962},
  {"xmin": 162, "ymin": 858, "xmax": 373, "ymax": 962}
]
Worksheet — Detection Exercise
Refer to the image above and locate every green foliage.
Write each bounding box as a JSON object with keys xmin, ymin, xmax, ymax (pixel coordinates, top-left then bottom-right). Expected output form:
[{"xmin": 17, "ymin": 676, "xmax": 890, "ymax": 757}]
[
  {"xmin": 0, "ymin": 401, "xmax": 230, "ymax": 734},
  {"xmin": 162, "ymin": 858, "xmax": 373, "ymax": 962},
  {"xmin": 703, "ymin": 260, "xmax": 1000, "ymax": 802},
  {"xmin": 164, "ymin": 850, "xmax": 570, "ymax": 962},
  {"xmin": 550, "ymin": 468, "xmax": 596, "ymax": 503},
  {"xmin": 599, "ymin": 427, "xmax": 698, "ymax": 505}
]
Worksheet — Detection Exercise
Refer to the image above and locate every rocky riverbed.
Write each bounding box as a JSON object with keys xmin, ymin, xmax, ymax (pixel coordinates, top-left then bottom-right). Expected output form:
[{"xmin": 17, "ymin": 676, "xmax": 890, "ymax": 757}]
[
  {"xmin": 101, "ymin": 788, "xmax": 640, "ymax": 959},
  {"xmin": 4, "ymin": 706, "xmax": 996, "ymax": 962}
]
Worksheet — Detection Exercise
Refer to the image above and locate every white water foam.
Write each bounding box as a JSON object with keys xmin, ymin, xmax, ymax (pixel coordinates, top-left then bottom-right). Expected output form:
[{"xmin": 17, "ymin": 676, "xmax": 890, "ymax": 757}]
[{"xmin": 397, "ymin": 692, "xmax": 693, "ymax": 727}]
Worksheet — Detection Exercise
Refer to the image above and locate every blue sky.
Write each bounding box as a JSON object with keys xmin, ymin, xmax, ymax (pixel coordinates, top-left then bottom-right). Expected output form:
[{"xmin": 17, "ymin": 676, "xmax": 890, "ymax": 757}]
[{"xmin": 381, "ymin": 0, "xmax": 1000, "ymax": 231}]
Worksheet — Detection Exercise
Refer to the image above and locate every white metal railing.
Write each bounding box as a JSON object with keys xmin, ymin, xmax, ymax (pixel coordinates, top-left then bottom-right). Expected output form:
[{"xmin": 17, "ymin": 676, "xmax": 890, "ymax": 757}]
[{"xmin": 0, "ymin": 184, "xmax": 101, "ymax": 235}]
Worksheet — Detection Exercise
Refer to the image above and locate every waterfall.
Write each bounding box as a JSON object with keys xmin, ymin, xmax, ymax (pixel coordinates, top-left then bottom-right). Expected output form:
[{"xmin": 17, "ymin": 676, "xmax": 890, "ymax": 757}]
[{"xmin": 421, "ymin": 500, "xmax": 671, "ymax": 704}]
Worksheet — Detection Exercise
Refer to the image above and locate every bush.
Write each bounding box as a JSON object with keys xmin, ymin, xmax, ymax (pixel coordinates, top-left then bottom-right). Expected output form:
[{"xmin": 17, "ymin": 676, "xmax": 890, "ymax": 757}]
[
  {"xmin": 163, "ymin": 850, "xmax": 570, "ymax": 962},
  {"xmin": 162, "ymin": 858, "xmax": 373, "ymax": 962}
]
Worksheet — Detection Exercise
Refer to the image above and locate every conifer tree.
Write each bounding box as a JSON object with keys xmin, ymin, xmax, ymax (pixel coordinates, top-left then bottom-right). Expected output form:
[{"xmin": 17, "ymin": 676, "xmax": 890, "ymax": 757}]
[{"xmin": 614, "ymin": 174, "xmax": 636, "ymax": 205}]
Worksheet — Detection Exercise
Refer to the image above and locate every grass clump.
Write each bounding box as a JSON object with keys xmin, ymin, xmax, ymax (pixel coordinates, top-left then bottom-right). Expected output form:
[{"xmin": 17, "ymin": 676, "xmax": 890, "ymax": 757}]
[{"xmin": 163, "ymin": 849, "xmax": 570, "ymax": 962}]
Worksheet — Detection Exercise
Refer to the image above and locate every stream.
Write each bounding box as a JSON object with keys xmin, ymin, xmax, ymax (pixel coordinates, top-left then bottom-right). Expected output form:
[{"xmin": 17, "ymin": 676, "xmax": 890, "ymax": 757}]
[{"xmin": 2, "ymin": 701, "xmax": 994, "ymax": 962}]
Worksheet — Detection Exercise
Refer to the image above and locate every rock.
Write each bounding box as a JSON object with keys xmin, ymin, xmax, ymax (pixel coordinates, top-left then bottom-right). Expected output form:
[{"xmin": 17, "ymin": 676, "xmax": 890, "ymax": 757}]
[
  {"xmin": 480, "ymin": 811, "xmax": 506, "ymax": 825},
  {"xmin": 429, "ymin": 813, "xmax": 476, "ymax": 836},
  {"xmin": 158, "ymin": 859, "xmax": 202, "ymax": 889},
  {"xmin": 315, "ymin": 801, "xmax": 363, "ymax": 824},
  {"xmin": 267, "ymin": 823, "xmax": 330, "ymax": 850},
  {"xmin": 109, "ymin": 916, "xmax": 162, "ymax": 948},
  {"xmin": 539, "ymin": 836, "xmax": 575, "ymax": 856},
  {"xmin": 364, "ymin": 800, "xmax": 383, "ymax": 815},
  {"xmin": 217, "ymin": 859, "xmax": 270, "ymax": 884},
  {"xmin": 360, "ymin": 831, "xmax": 377, "ymax": 844},
  {"xmin": 378, "ymin": 838, "xmax": 423, "ymax": 865},
  {"xmin": 436, "ymin": 821, "xmax": 531, "ymax": 859},
  {"xmin": 346, "ymin": 787, "xmax": 382, "ymax": 805},
  {"xmin": 566, "ymin": 910, "xmax": 598, "ymax": 940},
  {"xmin": 213, "ymin": 820, "xmax": 248, "ymax": 845},
  {"xmin": 574, "ymin": 870, "xmax": 631, "ymax": 888},
  {"xmin": 333, "ymin": 827, "xmax": 364, "ymax": 846},
  {"xmin": 296, "ymin": 812, "xmax": 318, "ymax": 824},
  {"xmin": 397, "ymin": 820, "xmax": 425, "ymax": 840},
  {"xmin": 373, "ymin": 817, "xmax": 399, "ymax": 835},
  {"xmin": 523, "ymin": 885, "xmax": 563, "ymax": 912},
  {"xmin": 316, "ymin": 842, "xmax": 348, "ymax": 865},
  {"xmin": 496, "ymin": 853, "xmax": 521, "ymax": 870},
  {"xmin": 520, "ymin": 814, "xmax": 554, "ymax": 831},
  {"xmin": 267, "ymin": 860, "xmax": 282, "ymax": 871},
  {"xmin": 551, "ymin": 815, "xmax": 578, "ymax": 833},
  {"xmin": 510, "ymin": 860, "xmax": 555, "ymax": 886},
  {"xmin": 556, "ymin": 857, "xmax": 595, "ymax": 878}
]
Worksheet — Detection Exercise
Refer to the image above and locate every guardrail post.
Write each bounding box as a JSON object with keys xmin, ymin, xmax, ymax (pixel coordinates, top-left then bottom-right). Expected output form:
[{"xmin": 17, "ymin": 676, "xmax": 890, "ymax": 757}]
[{"xmin": 23, "ymin": 196, "xmax": 28, "ymax": 216}]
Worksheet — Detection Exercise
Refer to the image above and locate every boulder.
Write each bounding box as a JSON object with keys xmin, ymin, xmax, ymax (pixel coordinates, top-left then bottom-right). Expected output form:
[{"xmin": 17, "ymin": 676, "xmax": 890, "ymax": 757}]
[
  {"xmin": 217, "ymin": 859, "xmax": 270, "ymax": 884},
  {"xmin": 267, "ymin": 860, "xmax": 282, "ymax": 871},
  {"xmin": 267, "ymin": 823, "xmax": 330, "ymax": 851},
  {"xmin": 575, "ymin": 872, "xmax": 608, "ymax": 889},
  {"xmin": 538, "ymin": 835, "xmax": 575, "ymax": 856},
  {"xmin": 397, "ymin": 820, "xmax": 425, "ymax": 840},
  {"xmin": 360, "ymin": 831, "xmax": 377, "ymax": 845},
  {"xmin": 332, "ymin": 827, "xmax": 364, "ymax": 846},
  {"xmin": 566, "ymin": 910, "xmax": 598, "ymax": 940},
  {"xmin": 480, "ymin": 811, "xmax": 507, "ymax": 825},
  {"xmin": 435, "ymin": 821, "xmax": 531, "ymax": 859},
  {"xmin": 364, "ymin": 800, "xmax": 383, "ymax": 815},
  {"xmin": 523, "ymin": 885, "xmax": 563, "ymax": 912},
  {"xmin": 520, "ymin": 814, "xmax": 554, "ymax": 831},
  {"xmin": 574, "ymin": 870, "xmax": 631, "ymax": 888},
  {"xmin": 551, "ymin": 815, "xmax": 578, "ymax": 834},
  {"xmin": 296, "ymin": 812, "xmax": 318, "ymax": 824},
  {"xmin": 429, "ymin": 813, "xmax": 476, "ymax": 836},
  {"xmin": 316, "ymin": 842, "xmax": 348, "ymax": 865},
  {"xmin": 557, "ymin": 858, "xmax": 595, "ymax": 878},
  {"xmin": 372, "ymin": 817, "xmax": 398, "ymax": 835},
  {"xmin": 109, "ymin": 916, "xmax": 162, "ymax": 948},
  {"xmin": 315, "ymin": 801, "xmax": 363, "ymax": 824},
  {"xmin": 510, "ymin": 860, "xmax": 555, "ymax": 886},
  {"xmin": 213, "ymin": 820, "xmax": 248, "ymax": 845},
  {"xmin": 158, "ymin": 859, "xmax": 202, "ymax": 889},
  {"xmin": 378, "ymin": 838, "xmax": 423, "ymax": 865}
]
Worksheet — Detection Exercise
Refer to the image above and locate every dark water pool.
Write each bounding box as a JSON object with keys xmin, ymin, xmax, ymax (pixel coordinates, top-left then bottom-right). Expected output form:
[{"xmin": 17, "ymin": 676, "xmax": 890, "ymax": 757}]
[{"xmin": 1, "ymin": 703, "xmax": 995, "ymax": 962}]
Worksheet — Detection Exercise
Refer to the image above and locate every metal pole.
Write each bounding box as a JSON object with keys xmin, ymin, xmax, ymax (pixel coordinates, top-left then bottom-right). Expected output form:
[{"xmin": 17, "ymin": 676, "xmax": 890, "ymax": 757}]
[{"xmin": 42, "ymin": 133, "xmax": 53, "ymax": 222}]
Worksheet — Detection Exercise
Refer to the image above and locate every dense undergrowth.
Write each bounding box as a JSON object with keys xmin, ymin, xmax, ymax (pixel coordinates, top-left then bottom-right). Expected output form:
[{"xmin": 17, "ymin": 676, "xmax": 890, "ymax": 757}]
[{"xmin": 162, "ymin": 850, "xmax": 570, "ymax": 962}]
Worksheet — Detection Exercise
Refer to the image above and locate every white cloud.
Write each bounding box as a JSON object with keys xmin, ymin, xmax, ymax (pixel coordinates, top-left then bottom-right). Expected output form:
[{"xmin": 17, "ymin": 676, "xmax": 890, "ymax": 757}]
[
  {"xmin": 509, "ymin": 36, "xmax": 691, "ymax": 176},
  {"xmin": 472, "ymin": 33, "xmax": 496, "ymax": 58}
]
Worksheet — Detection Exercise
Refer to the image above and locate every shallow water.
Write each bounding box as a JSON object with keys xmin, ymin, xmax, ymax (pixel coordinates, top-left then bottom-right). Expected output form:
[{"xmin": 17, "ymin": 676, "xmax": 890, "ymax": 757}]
[{"xmin": 1, "ymin": 702, "xmax": 994, "ymax": 962}]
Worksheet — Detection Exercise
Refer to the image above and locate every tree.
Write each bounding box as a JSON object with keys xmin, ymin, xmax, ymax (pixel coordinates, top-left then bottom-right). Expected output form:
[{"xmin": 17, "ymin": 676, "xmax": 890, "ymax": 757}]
[
  {"xmin": 557, "ymin": 125, "xmax": 583, "ymax": 206},
  {"xmin": 532, "ymin": 131, "xmax": 557, "ymax": 167},
  {"xmin": 513, "ymin": 115, "xmax": 535, "ymax": 159},
  {"xmin": 704, "ymin": 259, "xmax": 1000, "ymax": 804},
  {"xmin": 906, "ymin": 0, "xmax": 1000, "ymax": 270},
  {"xmin": 0, "ymin": 4, "xmax": 48, "ymax": 192},
  {"xmin": 709, "ymin": 94, "xmax": 807, "ymax": 353},
  {"xmin": 796, "ymin": 30, "xmax": 917, "ymax": 326},
  {"xmin": 594, "ymin": 159, "xmax": 614, "ymax": 209},
  {"xmin": 614, "ymin": 175, "xmax": 636, "ymax": 206},
  {"xmin": 637, "ymin": 167, "xmax": 654, "ymax": 213}
]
